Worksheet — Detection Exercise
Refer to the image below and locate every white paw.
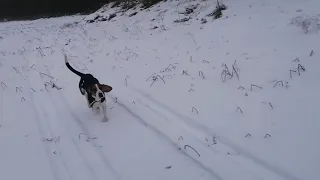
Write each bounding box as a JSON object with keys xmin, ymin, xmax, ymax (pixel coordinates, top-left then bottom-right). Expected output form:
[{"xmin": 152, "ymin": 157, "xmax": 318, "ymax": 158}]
[{"xmin": 102, "ymin": 117, "xmax": 108, "ymax": 122}]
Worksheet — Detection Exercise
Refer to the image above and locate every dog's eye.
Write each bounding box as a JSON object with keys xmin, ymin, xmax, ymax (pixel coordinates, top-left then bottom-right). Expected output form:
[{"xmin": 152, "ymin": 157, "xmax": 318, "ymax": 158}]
[
  {"xmin": 91, "ymin": 87, "xmax": 97, "ymax": 92},
  {"xmin": 88, "ymin": 87, "xmax": 94, "ymax": 92}
]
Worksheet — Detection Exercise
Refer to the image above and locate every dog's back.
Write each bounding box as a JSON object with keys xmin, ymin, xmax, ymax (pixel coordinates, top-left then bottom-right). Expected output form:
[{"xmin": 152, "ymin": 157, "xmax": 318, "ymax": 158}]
[
  {"xmin": 80, "ymin": 74, "xmax": 100, "ymax": 90},
  {"xmin": 64, "ymin": 54, "xmax": 100, "ymax": 90}
]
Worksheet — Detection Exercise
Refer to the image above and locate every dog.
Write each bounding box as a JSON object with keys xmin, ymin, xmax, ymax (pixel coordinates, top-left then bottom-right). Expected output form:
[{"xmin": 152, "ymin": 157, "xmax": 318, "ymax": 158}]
[{"xmin": 64, "ymin": 54, "xmax": 112, "ymax": 122}]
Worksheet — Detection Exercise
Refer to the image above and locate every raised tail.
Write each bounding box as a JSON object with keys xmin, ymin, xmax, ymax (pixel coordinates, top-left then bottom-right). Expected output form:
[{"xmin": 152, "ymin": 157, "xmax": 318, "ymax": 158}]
[{"xmin": 64, "ymin": 54, "xmax": 84, "ymax": 77}]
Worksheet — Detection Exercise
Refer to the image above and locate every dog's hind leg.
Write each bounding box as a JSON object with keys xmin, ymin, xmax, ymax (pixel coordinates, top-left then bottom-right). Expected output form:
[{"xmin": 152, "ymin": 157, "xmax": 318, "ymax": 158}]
[{"xmin": 79, "ymin": 79, "xmax": 86, "ymax": 95}]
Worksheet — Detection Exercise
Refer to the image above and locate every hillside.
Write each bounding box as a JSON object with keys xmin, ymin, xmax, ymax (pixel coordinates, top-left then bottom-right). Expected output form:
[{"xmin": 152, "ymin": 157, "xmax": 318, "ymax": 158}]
[{"xmin": 0, "ymin": 0, "xmax": 319, "ymax": 180}]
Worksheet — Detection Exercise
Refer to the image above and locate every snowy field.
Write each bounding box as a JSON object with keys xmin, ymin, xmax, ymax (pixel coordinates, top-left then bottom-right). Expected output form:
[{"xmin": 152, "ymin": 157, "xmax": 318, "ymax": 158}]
[{"xmin": 0, "ymin": 0, "xmax": 320, "ymax": 179}]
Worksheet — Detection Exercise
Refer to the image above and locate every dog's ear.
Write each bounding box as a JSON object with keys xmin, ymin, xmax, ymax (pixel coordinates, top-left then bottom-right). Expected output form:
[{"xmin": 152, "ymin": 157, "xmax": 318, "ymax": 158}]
[{"xmin": 99, "ymin": 84, "xmax": 113, "ymax": 92}]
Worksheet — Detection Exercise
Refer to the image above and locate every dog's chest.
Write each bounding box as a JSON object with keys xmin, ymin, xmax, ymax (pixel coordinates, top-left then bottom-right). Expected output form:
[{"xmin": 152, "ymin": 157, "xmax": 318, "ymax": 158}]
[{"xmin": 87, "ymin": 95, "xmax": 95, "ymax": 106}]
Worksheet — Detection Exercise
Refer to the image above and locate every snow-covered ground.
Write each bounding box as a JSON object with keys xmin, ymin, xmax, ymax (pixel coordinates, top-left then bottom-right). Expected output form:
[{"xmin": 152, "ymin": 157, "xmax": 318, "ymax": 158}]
[{"xmin": 1, "ymin": 0, "xmax": 320, "ymax": 179}]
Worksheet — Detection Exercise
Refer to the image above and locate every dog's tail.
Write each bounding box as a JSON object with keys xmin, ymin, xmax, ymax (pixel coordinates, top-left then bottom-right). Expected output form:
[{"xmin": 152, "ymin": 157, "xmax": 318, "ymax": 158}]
[{"xmin": 64, "ymin": 54, "xmax": 84, "ymax": 77}]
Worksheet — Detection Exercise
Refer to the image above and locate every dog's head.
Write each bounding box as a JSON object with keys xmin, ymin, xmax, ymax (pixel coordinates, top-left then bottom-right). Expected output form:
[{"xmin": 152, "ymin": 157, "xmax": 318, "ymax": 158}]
[{"xmin": 87, "ymin": 84, "xmax": 113, "ymax": 102}]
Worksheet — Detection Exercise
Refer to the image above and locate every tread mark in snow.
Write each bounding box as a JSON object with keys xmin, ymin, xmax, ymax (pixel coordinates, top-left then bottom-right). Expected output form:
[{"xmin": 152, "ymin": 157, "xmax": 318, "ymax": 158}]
[
  {"xmin": 129, "ymin": 86, "xmax": 303, "ymax": 180},
  {"xmin": 108, "ymin": 95, "xmax": 224, "ymax": 180},
  {"xmin": 27, "ymin": 59, "xmax": 99, "ymax": 180},
  {"xmin": 33, "ymin": 62, "xmax": 121, "ymax": 180},
  {"xmin": 51, "ymin": 90, "xmax": 123, "ymax": 180}
]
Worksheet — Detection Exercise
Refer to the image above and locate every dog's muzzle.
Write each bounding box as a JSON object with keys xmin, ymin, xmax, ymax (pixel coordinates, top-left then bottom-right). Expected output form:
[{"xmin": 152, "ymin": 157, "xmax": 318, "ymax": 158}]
[
  {"xmin": 89, "ymin": 92, "xmax": 106, "ymax": 108},
  {"xmin": 99, "ymin": 93, "xmax": 105, "ymax": 102}
]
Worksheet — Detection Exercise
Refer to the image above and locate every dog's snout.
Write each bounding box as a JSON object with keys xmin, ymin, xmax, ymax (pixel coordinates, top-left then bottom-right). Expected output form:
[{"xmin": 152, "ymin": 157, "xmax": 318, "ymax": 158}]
[{"xmin": 99, "ymin": 93, "xmax": 104, "ymax": 98}]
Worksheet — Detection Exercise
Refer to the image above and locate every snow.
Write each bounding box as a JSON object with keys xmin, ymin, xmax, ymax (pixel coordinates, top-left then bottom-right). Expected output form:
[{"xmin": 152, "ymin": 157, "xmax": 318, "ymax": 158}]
[{"xmin": 1, "ymin": 0, "xmax": 320, "ymax": 179}]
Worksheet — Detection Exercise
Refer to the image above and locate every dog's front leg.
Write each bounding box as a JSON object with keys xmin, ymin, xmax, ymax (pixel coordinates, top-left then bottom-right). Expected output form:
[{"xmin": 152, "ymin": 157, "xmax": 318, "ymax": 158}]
[
  {"xmin": 84, "ymin": 91, "xmax": 91, "ymax": 108},
  {"xmin": 100, "ymin": 102, "xmax": 108, "ymax": 122},
  {"xmin": 92, "ymin": 106, "xmax": 99, "ymax": 114}
]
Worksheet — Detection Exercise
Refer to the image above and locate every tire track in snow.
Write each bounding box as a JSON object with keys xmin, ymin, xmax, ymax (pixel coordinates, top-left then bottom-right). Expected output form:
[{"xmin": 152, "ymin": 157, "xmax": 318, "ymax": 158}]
[
  {"xmin": 129, "ymin": 86, "xmax": 303, "ymax": 180},
  {"xmin": 1, "ymin": 57, "xmax": 63, "ymax": 180},
  {"xmin": 38, "ymin": 94, "xmax": 100, "ymax": 180},
  {"xmin": 32, "ymin": 63, "xmax": 121, "ymax": 180},
  {"xmin": 52, "ymin": 92, "xmax": 123, "ymax": 180},
  {"xmin": 108, "ymin": 94, "xmax": 281, "ymax": 180},
  {"xmin": 25, "ymin": 58, "xmax": 100, "ymax": 180},
  {"xmin": 38, "ymin": 63, "xmax": 122, "ymax": 180},
  {"xmin": 135, "ymin": 98, "xmax": 218, "ymax": 149},
  {"xmin": 28, "ymin": 100, "xmax": 61, "ymax": 180},
  {"xmin": 107, "ymin": 95, "xmax": 224, "ymax": 180},
  {"xmin": 22, "ymin": 57, "xmax": 72, "ymax": 180},
  {"xmin": 134, "ymin": 97, "xmax": 285, "ymax": 180},
  {"xmin": 26, "ymin": 82, "xmax": 69, "ymax": 180}
]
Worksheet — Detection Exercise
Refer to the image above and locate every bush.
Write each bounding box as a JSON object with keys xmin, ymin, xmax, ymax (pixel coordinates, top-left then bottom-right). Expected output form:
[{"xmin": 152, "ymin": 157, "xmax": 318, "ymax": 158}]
[
  {"xmin": 141, "ymin": 0, "xmax": 164, "ymax": 8},
  {"xmin": 110, "ymin": 0, "xmax": 164, "ymax": 10},
  {"xmin": 290, "ymin": 15, "xmax": 320, "ymax": 34},
  {"xmin": 0, "ymin": 0, "xmax": 164, "ymax": 21},
  {"xmin": 0, "ymin": 0, "xmax": 111, "ymax": 21},
  {"xmin": 207, "ymin": 0, "xmax": 227, "ymax": 19}
]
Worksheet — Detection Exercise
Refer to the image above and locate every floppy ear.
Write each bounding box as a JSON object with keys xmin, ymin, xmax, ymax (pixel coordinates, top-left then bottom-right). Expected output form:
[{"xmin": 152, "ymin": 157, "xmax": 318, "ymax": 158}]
[{"xmin": 99, "ymin": 84, "xmax": 113, "ymax": 92}]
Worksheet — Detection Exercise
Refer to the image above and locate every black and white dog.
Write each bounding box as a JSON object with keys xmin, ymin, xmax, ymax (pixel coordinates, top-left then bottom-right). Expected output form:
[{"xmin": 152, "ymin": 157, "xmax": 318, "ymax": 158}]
[{"xmin": 64, "ymin": 54, "xmax": 112, "ymax": 122}]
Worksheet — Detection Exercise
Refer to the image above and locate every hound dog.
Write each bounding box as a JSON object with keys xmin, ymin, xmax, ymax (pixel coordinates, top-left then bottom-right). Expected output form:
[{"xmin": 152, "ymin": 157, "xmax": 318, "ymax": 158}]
[{"xmin": 64, "ymin": 54, "xmax": 112, "ymax": 122}]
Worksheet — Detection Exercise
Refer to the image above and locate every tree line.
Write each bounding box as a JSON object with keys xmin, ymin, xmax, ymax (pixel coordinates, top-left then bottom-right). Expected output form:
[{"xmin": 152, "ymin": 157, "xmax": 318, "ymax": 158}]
[
  {"xmin": 0, "ymin": 0, "xmax": 163, "ymax": 21},
  {"xmin": 0, "ymin": 0, "xmax": 110, "ymax": 21}
]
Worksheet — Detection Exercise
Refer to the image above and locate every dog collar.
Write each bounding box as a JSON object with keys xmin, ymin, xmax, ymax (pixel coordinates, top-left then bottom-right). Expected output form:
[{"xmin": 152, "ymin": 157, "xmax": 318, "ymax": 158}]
[{"xmin": 89, "ymin": 97, "xmax": 105, "ymax": 107}]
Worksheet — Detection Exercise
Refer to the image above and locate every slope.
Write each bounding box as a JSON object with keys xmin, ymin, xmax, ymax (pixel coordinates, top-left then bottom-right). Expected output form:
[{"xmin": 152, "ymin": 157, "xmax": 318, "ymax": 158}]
[{"xmin": 0, "ymin": 0, "xmax": 320, "ymax": 180}]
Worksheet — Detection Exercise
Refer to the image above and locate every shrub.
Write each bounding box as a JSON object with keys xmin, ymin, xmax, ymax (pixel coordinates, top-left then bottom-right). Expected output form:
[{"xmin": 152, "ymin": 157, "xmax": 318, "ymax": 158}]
[
  {"xmin": 290, "ymin": 15, "xmax": 320, "ymax": 34},
  {"xmin": 141, "ymin": 0, "xmax": 165, "ymax": 8},
  {"xmin": 207, "ymin": 0, "xmax": 227, "ymax": 19}
]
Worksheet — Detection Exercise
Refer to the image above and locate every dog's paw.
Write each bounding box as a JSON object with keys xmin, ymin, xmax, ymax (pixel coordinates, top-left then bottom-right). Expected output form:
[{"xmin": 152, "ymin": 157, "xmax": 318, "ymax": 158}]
[{"xmin": 102, "ymin": 117, "xmax": 108, "ymax": 122}]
